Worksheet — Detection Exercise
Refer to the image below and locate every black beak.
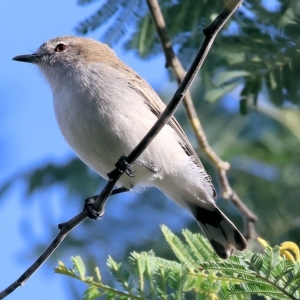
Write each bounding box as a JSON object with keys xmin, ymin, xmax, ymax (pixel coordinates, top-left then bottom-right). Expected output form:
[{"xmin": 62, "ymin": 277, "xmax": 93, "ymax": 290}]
[{"xmin": 12, "ymin": 54, "xmax": 40, "ymax": 64}]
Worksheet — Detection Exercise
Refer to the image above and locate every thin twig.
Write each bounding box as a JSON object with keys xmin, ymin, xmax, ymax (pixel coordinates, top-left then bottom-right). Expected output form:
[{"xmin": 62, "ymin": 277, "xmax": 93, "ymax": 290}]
[
  {"xmin": 0, "ymin": 213, "xmax": 87, "ymax": 298},
  {"xmin": 0, "ymin": 2, "xmax": 243, "ymax": 298},
  {"xmin": 146, "ymin": 0, "xmax": 257, "ymax": 239}
]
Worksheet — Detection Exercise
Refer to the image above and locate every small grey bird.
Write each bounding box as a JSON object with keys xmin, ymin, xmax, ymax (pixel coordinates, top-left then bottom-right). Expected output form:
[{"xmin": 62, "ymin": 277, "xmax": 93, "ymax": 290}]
[{"xmin": 13, "ymin": 36, "xmax": 247, "ymax": 259}]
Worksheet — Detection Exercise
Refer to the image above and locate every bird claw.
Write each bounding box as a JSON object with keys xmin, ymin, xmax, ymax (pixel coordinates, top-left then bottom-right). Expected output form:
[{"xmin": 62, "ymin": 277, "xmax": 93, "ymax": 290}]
[
  {"xmin": 115, "ymin": 155, "xmax": 135, "ymax": 177},
  {"xmin": 83, "ymin": 196, "xmax": 104, "ymax": 220}
]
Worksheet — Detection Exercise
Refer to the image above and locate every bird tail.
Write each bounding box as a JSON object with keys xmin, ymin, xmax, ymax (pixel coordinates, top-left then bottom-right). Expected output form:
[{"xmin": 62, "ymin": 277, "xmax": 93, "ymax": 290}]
[{"xmin": 191, "ymin": 204, "xmax": 247, "ymax": 259}]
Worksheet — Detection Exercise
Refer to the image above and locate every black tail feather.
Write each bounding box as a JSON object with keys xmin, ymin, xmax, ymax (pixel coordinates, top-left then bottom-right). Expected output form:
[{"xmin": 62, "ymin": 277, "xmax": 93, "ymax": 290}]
[{"xmin": 193, "ymin": 205, "xmax": 247, "ymax": 259}]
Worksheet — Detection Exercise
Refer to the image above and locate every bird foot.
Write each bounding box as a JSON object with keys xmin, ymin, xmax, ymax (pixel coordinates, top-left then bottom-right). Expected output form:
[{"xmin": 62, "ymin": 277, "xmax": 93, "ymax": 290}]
[
  {"xmin": 83, "ymin": 196, "xmax": 104, "ymax": 220},
  {"xmin": 114, "ymin": 155, "xmax": 135, "ymax": 177}
]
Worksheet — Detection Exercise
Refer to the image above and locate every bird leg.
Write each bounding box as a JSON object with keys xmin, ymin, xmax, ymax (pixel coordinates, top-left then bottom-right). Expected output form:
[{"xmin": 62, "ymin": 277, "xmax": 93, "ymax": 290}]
[
  {"xmin": 111, "ymin": 155, "xmax": 135, "ymax": 177},
  {"xmin": 83, "ymin": 187, "xmax": 129, "ymax": 220}
]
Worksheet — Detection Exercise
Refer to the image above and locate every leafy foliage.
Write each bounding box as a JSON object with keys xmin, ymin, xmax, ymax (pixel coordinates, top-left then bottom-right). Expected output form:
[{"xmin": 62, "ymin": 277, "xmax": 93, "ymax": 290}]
[
  {"xmin": 76, "ymin": 0, "xmax": 300, "ymax": 108},
  {"xmin": 56, "ymin": 226, "xmax": 300, "ymax": 299},
  {"xmin": 76, "ymin": 0, "xmax": 147, "ymax": 46},
  {"xmin": 0, "ymin": 158, "xmax": 101, "ymax": 199}
]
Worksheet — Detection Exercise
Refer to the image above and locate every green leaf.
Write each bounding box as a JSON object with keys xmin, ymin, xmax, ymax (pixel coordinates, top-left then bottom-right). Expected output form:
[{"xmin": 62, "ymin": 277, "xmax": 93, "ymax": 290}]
[
  {"xmin": 72, "ymin": 256, "xmax": 86, "ymax": 279},
  {"xmin": 161, "ymin": 225, "xmax": 198, "ymax": 269},
  {"xmin": 269, "ymin": 72, "xmax": 277, "ymax": 90},
  {"xmin": 215, "ymin": 70, "xmax": 250, "ymax": 86},
  {"xmin": 182, "ymin": 229, "xmax": 215, "ymax": 262},
  {"xmin": 239, "ymin": 98, "xmax": 248, "ymax": 115},
  {"xmin": 83, "ymin": 285, "xmax": 102, "ymax": 300},
  {"xmin": 107, "ymin": 256, "xmax": 134, "ymax": 294},
  {"xmin": 204, "ymin": 82, "xmax": 239, "ymax": 102}
]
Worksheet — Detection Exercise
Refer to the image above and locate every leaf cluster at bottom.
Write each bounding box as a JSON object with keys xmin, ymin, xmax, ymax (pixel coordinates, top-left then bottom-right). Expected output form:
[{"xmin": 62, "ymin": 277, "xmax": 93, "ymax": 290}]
[{"xmin": 55, "ymin": 225, "xmax": 300, "ymax": 300}]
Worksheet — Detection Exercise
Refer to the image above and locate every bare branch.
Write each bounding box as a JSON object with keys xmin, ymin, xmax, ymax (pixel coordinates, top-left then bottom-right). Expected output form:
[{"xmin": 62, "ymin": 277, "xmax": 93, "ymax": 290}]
[
  {"xmin": 0, "ymin": 212, "xmax": 87, "ymax": 299},
  {"xmin": 146, "ymin": 0, "xmax": 257, "ymax": 239}
]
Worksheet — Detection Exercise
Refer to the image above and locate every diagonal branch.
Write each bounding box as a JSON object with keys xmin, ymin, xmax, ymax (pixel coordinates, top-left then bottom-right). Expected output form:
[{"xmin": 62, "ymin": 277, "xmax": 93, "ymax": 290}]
[
  {"xmin": 145, "ymin": 0, "xmax": 257, "ymax": 239},
  {"xmin": 0, "ymin": 213, "xmax": 87, "ymax": 298},
  {"xmin": 0, "ymin": 1, "xmax": 243, "ymax": 298}
]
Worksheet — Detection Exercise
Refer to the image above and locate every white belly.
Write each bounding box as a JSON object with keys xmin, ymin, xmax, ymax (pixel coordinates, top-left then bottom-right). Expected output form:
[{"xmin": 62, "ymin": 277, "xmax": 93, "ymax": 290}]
[
  {"xmin": 52, "ymin": 79, "xmax": 166, "ymax": 189},
  {"xmin": 49, "ymin": 63, "xmax": 213, "ymax": 203}
]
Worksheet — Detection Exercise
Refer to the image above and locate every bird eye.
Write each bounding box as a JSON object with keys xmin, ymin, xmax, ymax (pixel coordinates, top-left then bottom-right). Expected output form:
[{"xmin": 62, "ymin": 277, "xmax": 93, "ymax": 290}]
[{"xmin": 54, "ymin": 43, "xmax": 67, "ymax": 52}]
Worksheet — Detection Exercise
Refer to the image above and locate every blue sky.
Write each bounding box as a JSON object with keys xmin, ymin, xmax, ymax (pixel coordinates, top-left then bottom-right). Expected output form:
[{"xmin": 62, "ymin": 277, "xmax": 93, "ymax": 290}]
[{"xmin": 0, "ymin": 1, "xmax": 168, "ymax": 299}]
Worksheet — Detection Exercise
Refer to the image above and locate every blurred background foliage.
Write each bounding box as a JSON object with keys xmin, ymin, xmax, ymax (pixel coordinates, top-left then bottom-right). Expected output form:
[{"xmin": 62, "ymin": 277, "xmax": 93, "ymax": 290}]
[{"xmin": 2, "ymin": 0, "xmax": 300, "ymax": 298}]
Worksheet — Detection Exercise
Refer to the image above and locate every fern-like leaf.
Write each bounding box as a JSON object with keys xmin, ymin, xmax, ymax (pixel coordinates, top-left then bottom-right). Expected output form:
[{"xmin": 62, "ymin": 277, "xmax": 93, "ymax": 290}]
[
  {"xmin": 83, "ymin": 285, "xmax": 102, "ymax": 300},
  {"xmin": 106, "ymin": 256, "xmax": 135, "ymax": 294},
  {"xmin": 56, "ymin": 227, "xmax": 300, "ymax": 299},
  {"xmin": 161, "ymin": 225, "xmax": 199, "ymax": 270},
  {"xmin": 182, "ymin": 229, "xmax": 216, "ymax": 262}
]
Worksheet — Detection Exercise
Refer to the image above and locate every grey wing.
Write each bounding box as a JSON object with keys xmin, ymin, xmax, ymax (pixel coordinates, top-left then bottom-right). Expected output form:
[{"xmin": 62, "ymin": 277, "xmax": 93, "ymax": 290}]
[{"xmin": 128, "ymin": 77, "xmax": 216, "ymax": 198}]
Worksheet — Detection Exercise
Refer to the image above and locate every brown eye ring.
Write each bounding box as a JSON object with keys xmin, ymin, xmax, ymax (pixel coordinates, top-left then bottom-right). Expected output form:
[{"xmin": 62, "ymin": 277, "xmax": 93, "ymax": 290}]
[{"xmin": 54, "ymin": 43, "xmax": 67, "ymax": 52}]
